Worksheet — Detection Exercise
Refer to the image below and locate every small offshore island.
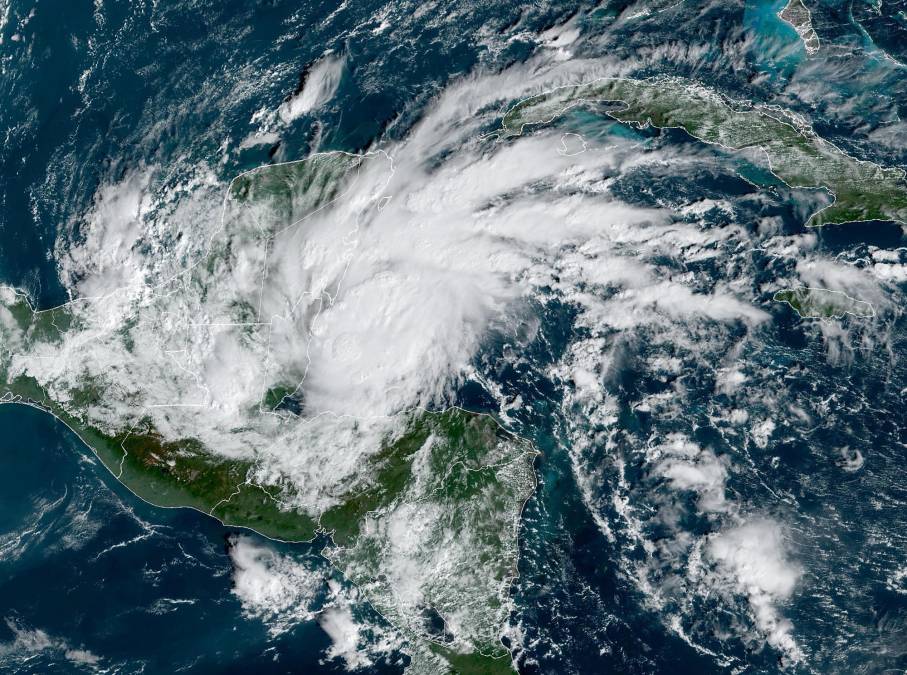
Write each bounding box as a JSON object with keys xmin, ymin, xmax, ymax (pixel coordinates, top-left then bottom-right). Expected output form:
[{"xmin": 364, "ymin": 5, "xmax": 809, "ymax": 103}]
[{"xmin": 778, "ymin": 0, "xmax": 820, "ymax": 55}]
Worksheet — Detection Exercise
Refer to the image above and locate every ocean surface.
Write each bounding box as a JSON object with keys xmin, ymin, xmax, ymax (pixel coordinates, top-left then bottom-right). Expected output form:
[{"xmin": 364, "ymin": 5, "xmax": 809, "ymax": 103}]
[{"xmin": 0, "ymin": 403, "xmax": 370, "ymax": 673}]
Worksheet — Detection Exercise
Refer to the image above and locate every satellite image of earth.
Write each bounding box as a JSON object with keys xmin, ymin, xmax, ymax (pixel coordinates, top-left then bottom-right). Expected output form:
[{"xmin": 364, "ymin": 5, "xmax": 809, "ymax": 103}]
[{"xmin": 1, "ymin": 0, "xmax": 907, "ymax": 672}]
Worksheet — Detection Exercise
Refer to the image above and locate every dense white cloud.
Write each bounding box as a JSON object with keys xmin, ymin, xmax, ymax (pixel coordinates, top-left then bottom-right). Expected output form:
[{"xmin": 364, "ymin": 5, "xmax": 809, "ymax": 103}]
[
  {"xmin": 319, "ymin": 604, "xmax": 374, "ymax": 670},
  {"xmin": 228, "ymin": 534, "xmax": 325, "ymax": 636},
  {"xmin": 59, "ymin": 168, "xmax": 155, "ymax": 298},
  {"xmin": 278, "ymin": 54, "xmax": 345, "ymax": 124},
  {"xmin": 656, "ymin": 445, "xmax": 729, "ymax": 513},
  {"xmin": 20, "ymin": 65, "xmax": 741, "ymax": 509},
  {"xmin": 6, "ymin": 60, "xmax": 822, "ymax": 670},
  {"xmin": 795, "ymin": 259, "xmax": 883, "ymax": 306},
  {"xmin": 707, "ymin": 520, "xmax": 802, "ymax": 663},
  {"xmin": 227, "ymin": 538, "xmax": 403, "ymax": 670}
]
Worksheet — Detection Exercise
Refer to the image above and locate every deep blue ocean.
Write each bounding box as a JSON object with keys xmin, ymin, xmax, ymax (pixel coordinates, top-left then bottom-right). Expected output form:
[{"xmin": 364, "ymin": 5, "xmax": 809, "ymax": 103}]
[{"xmin": 0, "ymin": 404, "xmax": 361, "ymax": 674}]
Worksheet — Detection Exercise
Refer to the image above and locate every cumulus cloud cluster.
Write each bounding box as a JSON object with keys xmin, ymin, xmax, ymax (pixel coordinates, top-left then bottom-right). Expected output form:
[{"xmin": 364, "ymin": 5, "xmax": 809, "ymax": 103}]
[
  {"xmin": 7, "ymin": 62, "xmax": 719, "ymax": 508},
  {"xmin": 524, "ymin": 91, "xmax": 810, "ymax": 663},
  {"xmin": 654, "ymin": 434, "xmax": 729, "ymax": 514},
  {"xmin": 707, "ymin": 520, "xmax": 802, "ymax": 661},
  {"xmin": 227, "ymin": 536, "xmax": 402, "ymax": 670},
  {"xmin": 277, "ymin": 54, "xmax": 345, "ymax": 125},
  {"xmin": 228, "ymin": 534, "xmax": 326, "ymax": 636}
]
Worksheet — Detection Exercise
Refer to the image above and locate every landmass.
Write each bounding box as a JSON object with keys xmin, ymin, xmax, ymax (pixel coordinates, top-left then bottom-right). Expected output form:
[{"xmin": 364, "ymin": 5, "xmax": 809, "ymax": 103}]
[
  {"xmin": 0, "ymin": 152, "xmax": 537, "ymax": 673},
  {"xmin": 773, "ymin": 287, "xmax": 874, "ymax": 319},
  {"xmin": 500, "ymin": 77, "xmax": 907, "ymax": 227},
  {"xmin": 778, "ymin": 0, "xmax": 820, "ymax": 55},
  {"xmin": 323, "ymin": 410, "xmax": 536, "ymax": 675}
]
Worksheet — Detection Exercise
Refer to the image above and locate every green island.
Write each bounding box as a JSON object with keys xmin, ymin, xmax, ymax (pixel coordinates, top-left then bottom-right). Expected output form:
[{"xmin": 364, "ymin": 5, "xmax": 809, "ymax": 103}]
[
  {"xmin": 500, "ymin": 77, "xmax": 907, "ymax": 227},
  {"xmin": 0, "ymin": 151, "xmax": 536, "ymax": 673},
  {"xmin": 773, "ymin": 287, "xmax": 874, "ymax": 319}
]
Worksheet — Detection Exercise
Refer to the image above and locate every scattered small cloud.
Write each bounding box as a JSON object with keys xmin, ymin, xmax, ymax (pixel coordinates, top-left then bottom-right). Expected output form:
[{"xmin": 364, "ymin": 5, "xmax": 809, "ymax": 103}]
[
  {"xmin": 228, "ymin": 534, "xmax": 325, "ymax": 637},
  {"xmin": 0, "ymin": 618, "xmax": 102, "ymax": 671}
]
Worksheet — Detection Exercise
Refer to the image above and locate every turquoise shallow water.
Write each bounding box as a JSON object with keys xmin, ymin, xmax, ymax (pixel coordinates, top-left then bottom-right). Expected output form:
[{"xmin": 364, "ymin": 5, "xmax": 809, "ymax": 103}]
[{"xmin": 742, "ymin": 0, "xmax": 805, "ymax": 77}]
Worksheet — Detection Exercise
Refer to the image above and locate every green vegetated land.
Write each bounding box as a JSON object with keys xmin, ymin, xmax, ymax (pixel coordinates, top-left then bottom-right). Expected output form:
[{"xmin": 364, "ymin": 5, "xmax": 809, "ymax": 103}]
[
  {"xmin": 323, "ymin": 408, "xmax": 537, "ymax": 674},
  {"xmin": 0, "ymin": 376, "xmax": 318, "ymax": 541},
  {"xmin": 229, "ymin": 151, "xmax": 363, "ymax": 225},
  {"xmin": 0, "ymin": 150, "xmax": 537, "ymax": 673},
  {"xmin": 430, "ymin": 643, "xmax": 519, "ymax": 675},
  {"xmin": 501, "ymin": 77, "xmax": 907, "ymax": 226},
  {"xmin": 774, "ymin": 287, "xmax": 874, "ymax": 319},
  {"xmin": 0, "ymin": 292, "xmax": 535, "ymax": 673},
  {"xmin": 1, "ymin": 292, "xmax": 78, "ymax": 347}
]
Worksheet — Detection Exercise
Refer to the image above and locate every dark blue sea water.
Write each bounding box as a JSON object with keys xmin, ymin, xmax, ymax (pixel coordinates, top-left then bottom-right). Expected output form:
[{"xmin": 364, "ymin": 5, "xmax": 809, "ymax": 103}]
[{"xmin": 0, "ymin": 404, "xmax": 375, "ymax": 673}]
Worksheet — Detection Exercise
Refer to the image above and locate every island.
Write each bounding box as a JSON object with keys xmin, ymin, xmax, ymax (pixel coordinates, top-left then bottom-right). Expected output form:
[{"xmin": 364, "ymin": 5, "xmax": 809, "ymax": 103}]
[
  {"xmin": 499, "ymin": 77, "xmax": 907, "ymax": 227},
  {"xmin": 778, "ymin": 0, "xmax": 820, "ymax": 55},
  {"xmin": 773, "ymin": 287, "xmax": 874, "ymax": 319}
]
